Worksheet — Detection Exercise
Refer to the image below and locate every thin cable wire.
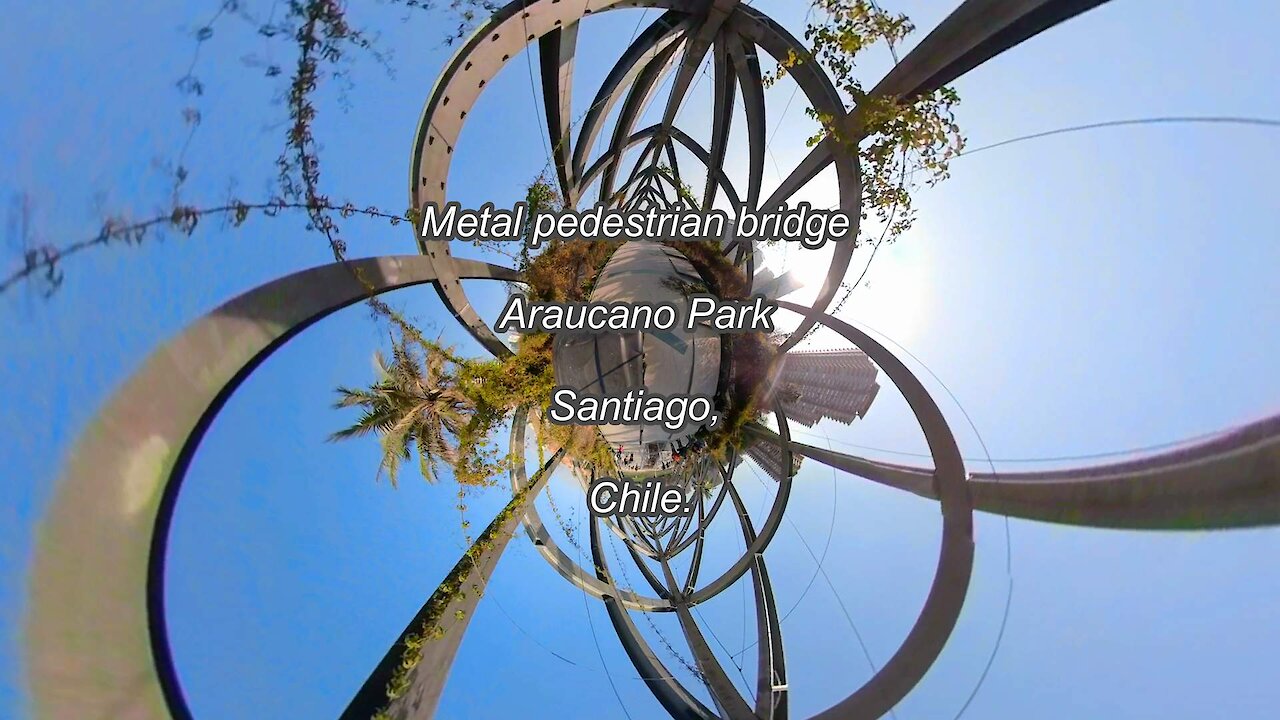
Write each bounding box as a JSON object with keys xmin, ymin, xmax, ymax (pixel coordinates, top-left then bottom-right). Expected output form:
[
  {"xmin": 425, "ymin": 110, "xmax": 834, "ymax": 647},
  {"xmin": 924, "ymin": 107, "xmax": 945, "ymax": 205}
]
[
  {"xmin": 607, "ymin": 533, "xmax": 707, "ymax": 685},
  {"xmin": 583, "ymin": 6, "xmax": 653, "ymax": 205},
  {"xmin": 519, "ymin": 0, "xmax": 554, "ymax": 165},
  {"xmin": 960, "ymin": 115, "xmax": 1280, "ymax": 159},
  {"xmin": 785, "ymin": 422, "xmax": 1254, "ymax": 466},
  {"xmin": 730, "ymin": 436, "xmax": 839, "ymax": 657},
  {"xmin": 673, "ymin": 52, "xmax": 712, "ymax": 127},
  {"xmin": 693, "ymin": 605, "xmax": 758, "ymax": 704},
  {"xmin": 574, "ymin": 506, "xmax": 637, "ymax": 719},
  {"xmin": 762, "ymin": 5, "xmax": 816, "ymax": 175},
  {"xmin": 759, "ymin": 5, "xmax": 820, "ymax": 281},
  {"xmin": 741, "ymin": 461, "xmax": 898, "ymax": 719},
  {"xmin": 822, "ymin": 114, "xmax": 1280, "ymax": 344},
  {"xmin": 844, "ymin": 320, "xmax": 1014, "ymax": 719},
  {"xmin": 890, "ymin": 115, "xmax": 1280, "ymax": 188},
  {"xmin": 487, "ymin": 594, "xmax": 582, "ymax": 667},
  {"xmin": 426, "ymin": 508, "xmax": 589, "ymax": 691},
  {"xmin": 440, "ymin": 484, "xmax": 604, "ymax": 674}
]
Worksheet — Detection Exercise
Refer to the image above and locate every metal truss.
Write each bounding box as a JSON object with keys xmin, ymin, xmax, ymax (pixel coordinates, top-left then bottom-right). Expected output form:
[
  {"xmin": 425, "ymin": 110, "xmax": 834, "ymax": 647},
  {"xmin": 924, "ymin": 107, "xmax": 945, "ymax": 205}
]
[{"xmin": 26, "ymin": 2, "xmax": 1280, "ymax": 720}]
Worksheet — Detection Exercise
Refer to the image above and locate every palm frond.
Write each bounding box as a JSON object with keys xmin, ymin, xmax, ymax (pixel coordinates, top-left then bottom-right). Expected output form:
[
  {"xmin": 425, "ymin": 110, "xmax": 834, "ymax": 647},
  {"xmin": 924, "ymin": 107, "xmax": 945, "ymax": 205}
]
[
  {"xmin": 332, "ymin": 385, "xmax": 383, "ymax": 408},
  {"xmin": 332, "ymin": 332, "xmax": 483, "ymax": 488},
  {"xmin": 328, "ymin": 405, "xmax": 399, "ymax": 441}
]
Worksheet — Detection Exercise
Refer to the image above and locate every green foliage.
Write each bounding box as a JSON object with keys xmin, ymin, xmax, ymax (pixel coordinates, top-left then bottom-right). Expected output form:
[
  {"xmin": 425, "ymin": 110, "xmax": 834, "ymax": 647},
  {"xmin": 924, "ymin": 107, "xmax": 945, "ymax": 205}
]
[
  {"xmin": 331, "ymin": 169, "xmax": 611, "ymax": 488},
  {"xmin": 705, "ymin": 331, "xmax": 780, "ymax": 460},
  {"xmin": 460, "ymin": 171, "xmax": 565, "ymax": 267},
  {"xmin": 540, "ymin": 421, "xmax": 619, "ymax": 475},
  {"xmin": 524, "ymin": 172, "xmax": 562, "ymax": 226},
  {"xmin": 661, "ymin": 275, "xmax": 711, "ymax": 298},
  {"xmin": 655, "ymin": 164, "xmax": 698, "ymax": 207},
  {"xmin": 766, "ymin": 0, "xmax": 965, "ymax": 244},
  {"xmin": 373, "ymin": 454, "xmax": 561, "ymax": 716},
  {"xmin": 516, "ymin": 169, "xmax": 625, "ymax": 302},
  {"xmin": 329, "ymin": 333, "xmax": 471, "ymax": 486},
  {"xmin": 692, "ymin": 474, "xmax": 718, "ymax": 501},
  {"xmin": 666, "ymin": 239, "xmax": 751, "ymax": 301},
  {"xmin": 334, "ymin": 325, "xmax": 622, "ymax": 487},
  {"xmin": 523, "ymin": 237, "xmax": 621, "ymax": 302},
  {"xmin": 663, "ymin": 239, "xmax": 780, "ymax": 457},
  {"xmin": 330, "ymin": 328, "xmax": 550, "ymax": 488},
  {"xmin": 449, "ymin": 333, "xmax": 560, "ymax": 485}
]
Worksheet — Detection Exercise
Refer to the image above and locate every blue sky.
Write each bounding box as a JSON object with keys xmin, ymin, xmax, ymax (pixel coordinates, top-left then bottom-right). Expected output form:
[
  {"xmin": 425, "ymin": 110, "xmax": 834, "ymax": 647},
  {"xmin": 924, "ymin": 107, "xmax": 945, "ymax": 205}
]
[{"xmin": 2, "ymin": 0, "xmax": 1279, "ymax": 718}]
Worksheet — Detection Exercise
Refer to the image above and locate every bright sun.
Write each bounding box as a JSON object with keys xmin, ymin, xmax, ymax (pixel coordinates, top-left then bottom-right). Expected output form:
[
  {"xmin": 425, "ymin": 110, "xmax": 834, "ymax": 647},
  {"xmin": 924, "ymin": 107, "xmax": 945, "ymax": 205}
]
[{"xmin": 759, "ymin": 234, "xmax": 933, "ymax": 349}]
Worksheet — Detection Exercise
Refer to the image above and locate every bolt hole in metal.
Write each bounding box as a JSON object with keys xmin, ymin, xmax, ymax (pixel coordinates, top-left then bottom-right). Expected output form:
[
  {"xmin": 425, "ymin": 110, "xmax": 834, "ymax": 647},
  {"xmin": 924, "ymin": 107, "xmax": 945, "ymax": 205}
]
[{"xmin": 23, "ymin": 3, "xmax": 1277, "ymax": 720}]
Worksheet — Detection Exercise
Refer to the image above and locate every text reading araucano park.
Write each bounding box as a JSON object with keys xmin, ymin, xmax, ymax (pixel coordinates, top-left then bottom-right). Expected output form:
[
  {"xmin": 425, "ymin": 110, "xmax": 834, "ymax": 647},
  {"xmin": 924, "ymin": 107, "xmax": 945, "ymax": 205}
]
[
  {"xmin": 422, "ymin": 201, "xmax": 849, "ymax": 520},
  {"xmin": 421, "ymin": 201, "xmax": 853, "ymax": 248}
]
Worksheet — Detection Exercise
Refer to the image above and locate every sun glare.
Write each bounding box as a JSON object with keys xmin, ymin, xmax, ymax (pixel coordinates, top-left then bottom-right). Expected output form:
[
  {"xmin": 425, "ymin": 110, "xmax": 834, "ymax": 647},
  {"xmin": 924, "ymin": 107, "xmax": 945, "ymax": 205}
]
[{"xmin": 759, "ymin": 232, "xmax": 933, "ymax": 348}]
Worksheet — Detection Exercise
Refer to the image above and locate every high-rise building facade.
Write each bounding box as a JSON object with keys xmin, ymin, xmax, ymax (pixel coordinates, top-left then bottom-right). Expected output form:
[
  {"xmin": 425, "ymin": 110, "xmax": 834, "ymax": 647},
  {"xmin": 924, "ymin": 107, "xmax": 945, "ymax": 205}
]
[
  {"xmin": 743, "ymin": 439, "xmax": 803, "ymax": 484},
  {"xmin": 773, "ymin": 349, "xmax": 881, "ymax": 428}
]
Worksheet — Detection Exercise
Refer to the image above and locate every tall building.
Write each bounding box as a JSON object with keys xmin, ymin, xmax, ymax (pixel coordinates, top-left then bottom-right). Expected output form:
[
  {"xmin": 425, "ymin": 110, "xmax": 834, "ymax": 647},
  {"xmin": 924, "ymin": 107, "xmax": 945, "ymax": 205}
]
[
  {"xmin": 773, "ymin": 349, "xmax": 881, "ymax": 428},
  {"xmin": 743, "ymin": 439, "xmax": 803, "ymax": 484}
]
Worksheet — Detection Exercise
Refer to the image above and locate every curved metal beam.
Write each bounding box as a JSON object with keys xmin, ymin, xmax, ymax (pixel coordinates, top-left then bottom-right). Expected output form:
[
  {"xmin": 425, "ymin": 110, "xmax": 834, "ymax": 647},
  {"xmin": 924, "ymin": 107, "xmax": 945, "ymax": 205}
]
[
  {"xmin": 343, "ymin": 446, "xmax": 568, "ymax": 720},
  {"xmin": 509, "ymin": 420, "xmax": 672, "ymax": 611},
  {"xmin": 26, "ymin": 256, "xmax": 516, "ymax": 720},
  {"xmin": 626, "ymin": 540, "xmax": 674, "ymax": 599},
  {"xmin": 572, "ymin": 12, "xmax": 692, "ymax": 188},
  {"xmin": 584, "ymin": 123, "xmax": 743, "ymax": 210},
  {"xmin": 590, "ymin": 516, "xmax": 716, "ymax": 720},
  {"xmin": 539, "ymin": 23, "xmax": 581, "ymax": 204},
  {"xmin": 617, "ymin": 138, "xmax": 665, "ymax": 207},
  {"xmin": 729, "ymin": 7, "xmax": 860, "ymax": 352},
  {"xmin": 681, "ymin": 495, "xmax": 710, "ymax": 593},
  {"xmin": 663, "ymin": 139, "xmax": 689, "ymax": 205},
  {"xmin": 657, "ymin": 0, "xmax": 739, "ymax": 137},
  {"xmin": 602, "ymin": 33, "xmax": 687, "ymax": 200},
  {"xmin": 726, "ymin": 32, "xmax": 765, "ymax": 210},
  {"xmin": 725, "ymin": 482, "xmax": 788, "ymax": 720},
  {"xmin": 701, "ymin": 33, "xmax": 736, "ymax": 208},
  {"xmin": 669, "ymin": 465, "xmax": 733, "ymax": 557},
  {"xmin": 686, "ymin": 409, "xmax": 794, "ymax": 605},
  {"xmin": 743, "ymin": 423, "xmax": 936, "ymax": 499},
  {"xmin": 753, "ymin": 413, "xmax": 1280, "ymax": 530},
  {"xmin": 767, "ymin": 302, "xmax": 973, "ymax": 720},
  {"xmin": 410, "ymin": 0, "xmax": 703, "ymax": 356}
]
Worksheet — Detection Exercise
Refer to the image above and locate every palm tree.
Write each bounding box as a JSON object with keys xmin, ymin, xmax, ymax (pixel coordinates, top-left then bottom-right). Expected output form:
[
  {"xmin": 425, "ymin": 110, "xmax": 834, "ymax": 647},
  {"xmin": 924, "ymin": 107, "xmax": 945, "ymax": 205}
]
[{"xmin": 330, "ymin": 335, "xmax": 472, "ymax": 486}]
